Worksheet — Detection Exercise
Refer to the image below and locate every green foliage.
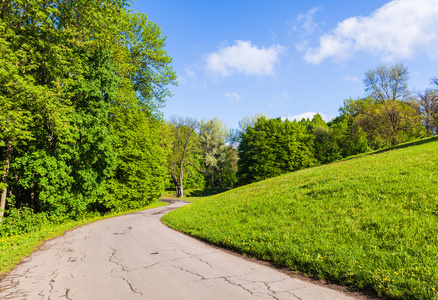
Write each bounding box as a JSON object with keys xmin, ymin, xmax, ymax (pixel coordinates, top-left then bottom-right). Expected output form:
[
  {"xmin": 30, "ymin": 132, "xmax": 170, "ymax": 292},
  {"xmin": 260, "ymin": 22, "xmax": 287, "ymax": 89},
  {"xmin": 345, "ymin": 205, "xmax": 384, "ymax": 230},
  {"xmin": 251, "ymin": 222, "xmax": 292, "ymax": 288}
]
[
  {"xmin": 164, "ymin": 137, "xmax": 438, "ymax": 300},
  {"xmin": 355, "ymin": 100, "xmax": 425, "ymax": 148},
  {"xmin": 165, "ymin": 117, "xmax": 200, "ymax": 197},
  {"xmin": 198, "ymin": 117, "xmax": 230, "ymax": 188},
  {"xmin": 418, "ymin": 89, "xmax": 438, "ymax": 136},
  {"xmin": 105, "ymin": 112, "xmax": 168, "ymax": 211},
  {"xmin": 0, "ymin": 208, "xmax": 48, "ymax": 238},
  {"xmin": 118, "ymin": 11, "xmax": 177, "ymax": 114},
  {"xmin": 219, "ymin": 146, "xmax": 238, "ymax": 188},
  {"xmin": 313, "ymin": 118, "xmax": 371, "ymax": 164},
  {"xmin": 338, "ymin": 64, "xmax": 427, "ymax": 149},
  {"xmin": 237, "ymin": 117, "xmax": 316, "ymax": 185},
  {"xmin": 0, "ymin": 1, "xmax": 176, "ymax": 221}
]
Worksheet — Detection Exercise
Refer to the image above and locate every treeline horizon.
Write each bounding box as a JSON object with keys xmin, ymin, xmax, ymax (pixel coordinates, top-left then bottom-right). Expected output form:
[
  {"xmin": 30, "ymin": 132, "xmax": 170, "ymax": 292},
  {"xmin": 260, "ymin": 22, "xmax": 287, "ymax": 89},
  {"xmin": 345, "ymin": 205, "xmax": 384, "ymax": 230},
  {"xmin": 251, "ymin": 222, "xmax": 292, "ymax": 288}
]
[
  {"xmin": 169, "ymin": 63, "xmax": 438, "ymax": 194},
  {"xmin": 1, "ymin": 1, "xmax": 437, "ymax": 238}
]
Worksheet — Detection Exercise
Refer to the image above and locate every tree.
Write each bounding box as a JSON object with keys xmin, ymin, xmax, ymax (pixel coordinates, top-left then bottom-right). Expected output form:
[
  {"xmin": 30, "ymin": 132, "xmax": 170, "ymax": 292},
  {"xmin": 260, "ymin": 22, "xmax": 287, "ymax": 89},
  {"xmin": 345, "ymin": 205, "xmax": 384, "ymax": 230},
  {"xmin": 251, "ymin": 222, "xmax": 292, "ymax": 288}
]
[
  {"xmin": 238, "ymin": 113, "xmax": 270, "ymax": 133},
  {"xmin": 198, "ymin": 117, "xmax": 228, "ymax": 188},
  {"xmin": 117, "ymin": 11, "xmax": 177, "ymax": 115},
  {"xmin": 364, "ymin": 64, "xmax": 410, "ymax": 102},
  {"xmin": 311, "ymin": 113, "xmax": 370, "ymax": 164},
  {"xmin": 166, "ymin": 116, "xmax": 199, "ymax": 198},
  {"xmin": 237, "ymin": 117, "xmax": 316, "ymax": 185},
  {"xmin": 0, "ymin": 0, "xmax": 117, "ymax": 218},
  {"xmin": 359, "ymin": 64, "xmax": 425, "ymax": 146},
  {"xmin": 0, "ymin": 35, "xmax": 35, "ymax": 221},
  {"xmin": 0, "ymin": 1, "xmax": 177, "ymax": 222},
  {"xmin": 219, "ymin": 146, "xmax": 238, "ymax": 188},
  {"xmin": 418, "ymin": 89, "xmax": 438, "ymax": 136},
  {"xmin": 105, "ymin": 108, "xmax": 167, "ymax": 211},
  {"xmin": 103, "ymin": 11, "xmax": 177, "ymax": 211}
]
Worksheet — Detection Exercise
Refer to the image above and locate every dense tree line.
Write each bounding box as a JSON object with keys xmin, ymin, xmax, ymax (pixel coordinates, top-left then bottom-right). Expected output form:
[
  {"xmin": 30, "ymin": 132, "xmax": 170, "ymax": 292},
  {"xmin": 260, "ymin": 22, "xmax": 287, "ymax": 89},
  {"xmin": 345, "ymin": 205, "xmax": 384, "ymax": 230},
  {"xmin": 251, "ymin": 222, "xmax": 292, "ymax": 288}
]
[
  {"xmin": 3, "ymin": 1, "xmax": 435, "ymax": 223},
  {"xmin": 0, "ymin": 0, "xmax": 176, "ymax": 227},
  {"xmin": 236, "ymin": 64, "xmax": 438, "ymax": 186},
  {"xmin": 166, "ymin": 62, "xmax": 438, "ymax": 191}
]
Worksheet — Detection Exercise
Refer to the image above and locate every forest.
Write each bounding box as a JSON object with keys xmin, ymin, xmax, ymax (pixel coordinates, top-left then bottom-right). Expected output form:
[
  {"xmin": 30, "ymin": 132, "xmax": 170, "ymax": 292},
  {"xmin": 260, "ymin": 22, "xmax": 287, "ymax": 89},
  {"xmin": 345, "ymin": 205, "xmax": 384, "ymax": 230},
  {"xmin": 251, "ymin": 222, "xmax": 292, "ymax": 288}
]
[{"xmin": 1, "ymin": 1, "xmax": 438, "ymax": 237}]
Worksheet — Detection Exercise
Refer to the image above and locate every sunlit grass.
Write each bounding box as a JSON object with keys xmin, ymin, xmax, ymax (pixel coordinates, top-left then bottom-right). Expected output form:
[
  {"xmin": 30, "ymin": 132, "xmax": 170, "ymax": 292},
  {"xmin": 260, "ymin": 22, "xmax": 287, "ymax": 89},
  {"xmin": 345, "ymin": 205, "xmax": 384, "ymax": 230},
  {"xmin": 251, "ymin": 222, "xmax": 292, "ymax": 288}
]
[
  {"xmin": 163, "ymin": 137, "xmax": 438, "ymax": 299},
  {"xmin": 0, "ymin": 200, "xmax": 167, "ymax": 278}
]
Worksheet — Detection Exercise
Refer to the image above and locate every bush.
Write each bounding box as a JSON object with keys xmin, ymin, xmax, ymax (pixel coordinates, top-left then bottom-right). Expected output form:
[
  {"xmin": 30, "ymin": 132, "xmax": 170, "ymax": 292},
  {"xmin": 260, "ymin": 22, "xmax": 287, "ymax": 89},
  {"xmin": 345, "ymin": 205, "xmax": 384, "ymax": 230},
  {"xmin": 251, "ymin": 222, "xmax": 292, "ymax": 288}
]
[{"xmin": 0, "ymin": 208, "xmax": 48, "ymax": 237}]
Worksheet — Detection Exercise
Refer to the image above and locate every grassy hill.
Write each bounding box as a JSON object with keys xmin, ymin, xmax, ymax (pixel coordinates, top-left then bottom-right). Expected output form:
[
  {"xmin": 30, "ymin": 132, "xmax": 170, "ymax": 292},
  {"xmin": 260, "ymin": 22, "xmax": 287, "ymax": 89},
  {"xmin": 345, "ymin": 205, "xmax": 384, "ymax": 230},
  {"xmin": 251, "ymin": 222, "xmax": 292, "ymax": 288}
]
[{"xmin": 162, "ymin": 137, "xmax": 438, "ymax": 300}]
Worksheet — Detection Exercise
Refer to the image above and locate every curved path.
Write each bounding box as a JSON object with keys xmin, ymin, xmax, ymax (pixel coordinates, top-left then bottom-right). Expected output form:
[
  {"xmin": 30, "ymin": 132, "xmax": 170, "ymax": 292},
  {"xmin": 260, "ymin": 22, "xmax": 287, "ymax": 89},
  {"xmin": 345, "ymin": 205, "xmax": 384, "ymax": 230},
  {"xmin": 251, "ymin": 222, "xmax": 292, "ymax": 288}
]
[{"xmin": 0, "ymin": 200, "xmax": 367, "ymax": 300}]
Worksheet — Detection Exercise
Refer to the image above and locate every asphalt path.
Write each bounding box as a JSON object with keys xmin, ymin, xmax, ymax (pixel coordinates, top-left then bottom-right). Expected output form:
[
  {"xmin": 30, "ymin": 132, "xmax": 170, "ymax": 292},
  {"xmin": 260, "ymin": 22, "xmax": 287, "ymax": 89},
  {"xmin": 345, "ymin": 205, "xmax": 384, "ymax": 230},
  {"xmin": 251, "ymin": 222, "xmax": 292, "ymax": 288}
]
[{"xmin": 0, "ymin": 199, "xmax": 371, "ymax": 300}]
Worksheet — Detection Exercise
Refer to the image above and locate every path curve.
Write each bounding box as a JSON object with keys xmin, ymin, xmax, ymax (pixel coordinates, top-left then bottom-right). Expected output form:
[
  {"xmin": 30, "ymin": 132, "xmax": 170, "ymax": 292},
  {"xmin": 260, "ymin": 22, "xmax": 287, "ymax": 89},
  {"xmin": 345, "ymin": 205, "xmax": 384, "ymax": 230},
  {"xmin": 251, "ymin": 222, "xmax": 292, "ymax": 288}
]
[{"xmin": 0, "ymin": 200, "xmax": 368, "ymax": 300}]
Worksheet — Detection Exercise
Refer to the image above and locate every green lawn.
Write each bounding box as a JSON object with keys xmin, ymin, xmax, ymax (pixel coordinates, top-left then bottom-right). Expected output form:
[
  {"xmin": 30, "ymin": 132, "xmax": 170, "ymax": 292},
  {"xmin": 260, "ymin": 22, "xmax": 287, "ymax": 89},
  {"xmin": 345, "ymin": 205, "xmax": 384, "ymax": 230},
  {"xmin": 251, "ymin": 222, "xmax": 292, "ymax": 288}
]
[
  {"xmin": 0, "ymin": 200, "xmax": 167, "ymax": 278},
  {"xmin": 162, "ymin": 137, "xmax": 438, "ymax": 300}
]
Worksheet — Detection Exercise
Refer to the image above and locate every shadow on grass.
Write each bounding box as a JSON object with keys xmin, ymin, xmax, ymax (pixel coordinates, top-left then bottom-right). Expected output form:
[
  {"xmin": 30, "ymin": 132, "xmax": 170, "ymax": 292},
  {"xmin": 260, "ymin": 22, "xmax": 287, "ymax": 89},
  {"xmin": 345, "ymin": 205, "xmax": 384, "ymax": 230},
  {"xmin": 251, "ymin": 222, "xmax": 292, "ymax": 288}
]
[
  {"xmin": 161, "ymin": 187, "xmax": 232, "ymax": 199},
  {"xmin": 370, "ymin": 136, "xmax": 438, "ymax": 156},
  {"xmin": 186, "ymin": 187, "xmax": 231, "ymax": 197}
]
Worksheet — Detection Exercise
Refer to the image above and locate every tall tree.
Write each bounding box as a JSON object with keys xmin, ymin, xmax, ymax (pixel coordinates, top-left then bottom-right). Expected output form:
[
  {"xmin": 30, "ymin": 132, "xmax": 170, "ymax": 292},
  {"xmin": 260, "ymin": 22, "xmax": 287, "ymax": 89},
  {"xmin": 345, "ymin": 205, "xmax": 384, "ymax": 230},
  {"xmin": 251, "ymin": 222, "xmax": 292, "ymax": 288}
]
[
  {"xmin": 103, "ymin": 11, "xmax": 176, "ymax": 211},
  {"xmin": 418, "ymin": 89, "xmax": 438, "ymax": 136},
  {"xmin": 0, "ymin": 34, "xmax": 36, "ymax": 221},
  {"xmin": 166, "ymin": 116, "xmax": 199, "ymax": 198},
  {"xmin": 360, "ymin": 64, "xmax": 424, "ymax": 146},
  {"xmin": 0, "ymin": 1, "xmax": 176, "ymax": 221},
  {"xmin": 198, "ymin": 117, "xmax": 228, "ymax": 188}
]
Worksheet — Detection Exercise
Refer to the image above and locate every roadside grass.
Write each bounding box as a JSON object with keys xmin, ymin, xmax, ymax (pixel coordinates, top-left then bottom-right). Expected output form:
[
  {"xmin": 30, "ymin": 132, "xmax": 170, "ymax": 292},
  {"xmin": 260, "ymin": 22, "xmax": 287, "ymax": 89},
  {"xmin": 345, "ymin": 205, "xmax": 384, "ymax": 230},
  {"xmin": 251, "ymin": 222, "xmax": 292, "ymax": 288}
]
[
  {"xmin": 161, "ymin": 187, "xmax": 231, "ymax": 198},
  {"xmin": 163, "ymin": 136, "xmax": 438, "ymax": 300},
  {"xmin": 0, "ymin": 200, "xmax": 167, "ymax": 278}
]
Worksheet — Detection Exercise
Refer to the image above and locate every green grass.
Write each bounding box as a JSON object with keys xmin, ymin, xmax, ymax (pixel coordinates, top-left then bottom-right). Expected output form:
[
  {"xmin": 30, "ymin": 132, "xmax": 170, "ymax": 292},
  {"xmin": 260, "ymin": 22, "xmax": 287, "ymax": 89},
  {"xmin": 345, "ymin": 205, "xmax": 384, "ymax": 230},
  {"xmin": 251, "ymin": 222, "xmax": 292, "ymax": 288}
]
[
  {"xmin": 163, "ymin": 136, "xmax": 438, "ymax": 299},
  {"xmin": 0, "ymin": 200, "xmax": 167, "ymax": 278},
  {"xmin": 161, "ymin": 187, "xmax": 231, "ymax": 198}
]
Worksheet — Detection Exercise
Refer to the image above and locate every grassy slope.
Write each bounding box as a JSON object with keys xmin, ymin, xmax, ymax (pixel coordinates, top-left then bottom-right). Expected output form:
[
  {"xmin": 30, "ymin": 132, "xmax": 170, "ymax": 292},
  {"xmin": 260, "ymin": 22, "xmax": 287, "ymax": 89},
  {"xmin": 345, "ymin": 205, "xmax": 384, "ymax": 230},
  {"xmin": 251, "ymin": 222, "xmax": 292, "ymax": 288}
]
[
  {"xmin": 163, "ymin": 137, "xmax": 438, "ymax": 300},
  {"xmin": 0, "ymin": 200, "xmax": 167, "ymax": 278}
]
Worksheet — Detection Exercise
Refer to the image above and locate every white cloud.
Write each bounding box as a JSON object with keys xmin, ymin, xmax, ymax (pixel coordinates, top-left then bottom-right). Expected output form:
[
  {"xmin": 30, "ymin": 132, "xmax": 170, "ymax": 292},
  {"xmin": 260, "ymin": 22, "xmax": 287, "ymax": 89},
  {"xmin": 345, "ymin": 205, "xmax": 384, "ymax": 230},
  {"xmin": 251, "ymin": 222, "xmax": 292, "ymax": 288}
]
[
  {"xmin": 224, "ymin": 92, "xmax": 241, "ymax": 101},
  {"xmin": 305, "ymin": 0, "xmax": 438, "ymax": 64},
  {"xmin": 205, "ymin": 40, "xmax": 285, "ymax": 77},
  {"xmin": 292, "ymin": 6, "xmax": 322, "ymax": 35},
  {"xmin": 283, "ymin": 112, "xmax": 333, "ymax": 122},
  {"xmin": 343, "ymin": 75, "xmax": 359, "ymax": 82},
  {"xmin": 185, "ymin": 66, "xmax": 196, "ymax": 78}
]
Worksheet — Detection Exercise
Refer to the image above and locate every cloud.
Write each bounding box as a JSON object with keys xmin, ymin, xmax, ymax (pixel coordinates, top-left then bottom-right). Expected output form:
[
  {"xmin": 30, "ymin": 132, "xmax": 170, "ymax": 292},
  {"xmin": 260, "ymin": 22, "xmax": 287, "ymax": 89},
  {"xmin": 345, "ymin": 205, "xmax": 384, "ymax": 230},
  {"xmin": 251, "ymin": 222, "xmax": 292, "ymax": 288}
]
[
  {"xmin": 224, "ymin": 92, "xmax": 241, "ymax": 101},
  {"xmin": 185, "ymin": 66, "xmax": 197, "ymax": 78},
  {"xmin": 267, "ymin": 91, "xmax": 291, "ymax": 108},
  {"xmin": 292, "ymin": 6, "xmax": 322, "ymax": 35},
  {"xmin": 283, "ymin": 112, "xmax": 333, "ymax": 122},
  {"xmin": 305, "ymin": 0, "xmax": 438, "ymax": 64},
  {"xmin": 205, "ymin": 40, "xmax": 285, "ymax": 77},
  {"xmin": 343, "ymin": 75, "xmax": 359, "ymax": 82}
]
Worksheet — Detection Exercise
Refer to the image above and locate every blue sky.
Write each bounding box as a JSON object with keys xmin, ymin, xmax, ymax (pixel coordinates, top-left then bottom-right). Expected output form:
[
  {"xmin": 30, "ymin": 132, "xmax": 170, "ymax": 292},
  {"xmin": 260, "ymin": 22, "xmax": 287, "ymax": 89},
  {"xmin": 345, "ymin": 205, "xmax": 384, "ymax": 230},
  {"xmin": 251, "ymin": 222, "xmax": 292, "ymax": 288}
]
[{"xmin": 130, "ymin": 0, "xmax": 438, "ymax": 130}]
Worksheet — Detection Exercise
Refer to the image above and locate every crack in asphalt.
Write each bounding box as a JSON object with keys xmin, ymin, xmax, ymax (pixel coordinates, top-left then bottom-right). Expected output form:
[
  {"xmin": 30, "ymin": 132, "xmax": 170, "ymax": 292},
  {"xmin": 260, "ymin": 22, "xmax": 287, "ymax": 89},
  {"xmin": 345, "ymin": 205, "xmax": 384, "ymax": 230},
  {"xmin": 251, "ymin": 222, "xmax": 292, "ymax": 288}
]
[
  {"xmin": 64, "ymin": 288, "xmax": 72, "ymax": 300},
  {"xmin": 109, "ymin": 247, "xmax": 128, "ymax": 272},
  {"xmin": 162, "ymin": 261, "xmax": 284, "ymax": 299},
  {"xmin": 288, "ymin": 291, "xmax": 305, "ymax": 300},
  {"xmin": 221, "ymin": 276, "xmax": 269, "ymax": 299},
  {"xmin": 0, "ymin": 201, "xmax": 360, "ymax": 300},
  {"xmin": 121, "ymin": 276, "xmax": 143, "ymax": 297},
  {"xmin": 48, "ymin": 268, "xmax": 59, "ymax": 299},
  {"xmin": 263, "ymin": 281, "xmax": 284, "ymax": 300},
  {"xmin": 108, "ymin": 247, "xmax": 144, "ymax": 297}
]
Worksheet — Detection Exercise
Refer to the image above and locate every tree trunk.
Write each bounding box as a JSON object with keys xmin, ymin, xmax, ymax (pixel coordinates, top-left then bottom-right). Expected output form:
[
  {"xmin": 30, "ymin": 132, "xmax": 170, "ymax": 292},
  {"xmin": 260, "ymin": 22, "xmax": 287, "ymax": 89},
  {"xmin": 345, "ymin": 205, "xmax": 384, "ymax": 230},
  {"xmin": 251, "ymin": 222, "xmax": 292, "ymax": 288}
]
[
  {"xmin": 174, "ymin": 184, "xmax": 180, "ymax": 198},
  {"xmin": 30, "ymin": 173, "xmax": 35, "ymax": 210},
  {"xmin": 218, "ymin": 170, "xmax": 222, "ymax": 188},
  {"xmin": 210, "ymin": 166, "xmax": 214, "ymax": 189},
  {"xmin": 0, "ymin": 140, "xmax": 13, "ymax": 222},
  {"xmin": 179, "ymin": 162, "xmax": 184, "ymax": 198}
]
